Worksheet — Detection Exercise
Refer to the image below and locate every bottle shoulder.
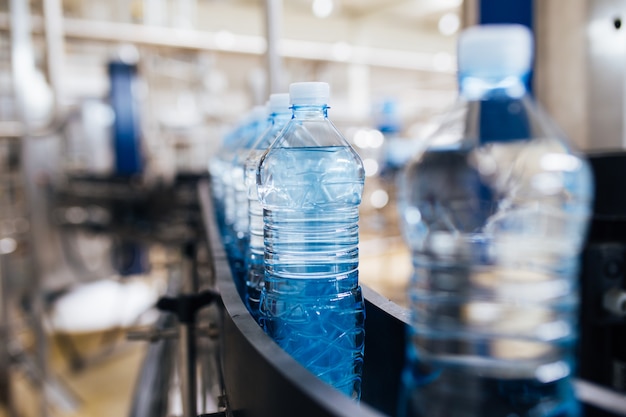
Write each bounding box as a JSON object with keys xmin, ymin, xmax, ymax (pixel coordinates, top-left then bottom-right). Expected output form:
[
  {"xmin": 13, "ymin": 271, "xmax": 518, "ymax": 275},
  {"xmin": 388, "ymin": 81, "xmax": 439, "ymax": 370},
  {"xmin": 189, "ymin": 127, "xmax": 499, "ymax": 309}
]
[
  {"xmin": 266, "ymin": 117, "xmax": 353, "ymax": 149},
  {"xmin": 257, "ymin": 117, "xmax": 364, "ymax": 183},
  {"xmin": 420, "ymin": 95, "xmax": 578, "ymax": 150},
  {"xmin": 256, "ymin": 144, "xmax": 365, "ymax": 209},
  {"xmin": 405, "ymin": 138, "xmax": 592, "ymax": 198}
]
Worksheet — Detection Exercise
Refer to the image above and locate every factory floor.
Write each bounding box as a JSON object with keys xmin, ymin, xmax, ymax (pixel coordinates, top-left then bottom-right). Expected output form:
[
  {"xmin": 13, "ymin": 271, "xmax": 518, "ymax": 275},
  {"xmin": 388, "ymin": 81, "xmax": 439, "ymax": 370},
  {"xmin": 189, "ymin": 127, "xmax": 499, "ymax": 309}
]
[{"xmin": 6, "ymin": 329, "xmax": 147, "ymax": 417}]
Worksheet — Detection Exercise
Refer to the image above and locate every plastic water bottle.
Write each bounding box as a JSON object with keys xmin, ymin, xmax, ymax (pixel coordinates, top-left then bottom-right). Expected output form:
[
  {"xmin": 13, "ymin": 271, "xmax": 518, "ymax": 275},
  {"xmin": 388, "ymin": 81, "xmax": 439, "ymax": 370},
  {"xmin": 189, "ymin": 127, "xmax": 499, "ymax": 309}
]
[
  {"xmin": 397, "ymin": 25, "xmax": 593, "ymax": 417},
  {"xmin": 209, "ymin": 123, "xmax": 242, "ymax": 233},
  {"xmin": 376, "ymin": 99, "xmax": 404, "ymax": 178},
  {"xmin": 228, "ymin": 105, "xmax": 269, "ymax": 268},
  {"xmin": 212, "ymin": 106, "xmax": 267, "ymax": 284},
  {"xmin": 257, "ymin": 82, "xmax": 366, "ymax": 399},
  {"xmin": 209, "ymin": 106, "xmax": 268, "ymax": 296},
  {"xmin": 244, "ymin": 93, "xmax": 291, "ymax": 319}
]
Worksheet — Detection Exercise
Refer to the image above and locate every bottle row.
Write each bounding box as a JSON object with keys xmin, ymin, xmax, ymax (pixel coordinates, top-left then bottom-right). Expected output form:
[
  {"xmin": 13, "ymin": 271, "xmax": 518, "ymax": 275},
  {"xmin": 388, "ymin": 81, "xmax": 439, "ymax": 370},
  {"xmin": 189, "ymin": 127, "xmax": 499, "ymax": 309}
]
[{"xmin": 209, "ymin": 24, "xmax": 593, "ymax": 417}]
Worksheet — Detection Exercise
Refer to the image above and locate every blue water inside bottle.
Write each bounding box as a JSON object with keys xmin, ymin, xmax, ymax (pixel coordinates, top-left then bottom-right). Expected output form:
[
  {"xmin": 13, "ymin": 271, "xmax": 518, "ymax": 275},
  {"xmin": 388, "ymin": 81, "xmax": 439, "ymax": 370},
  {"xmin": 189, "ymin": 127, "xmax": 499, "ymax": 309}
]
[
  {"xmin": 209, "ymin": 126, "xmax": 240, "ymax": 235},
  {"xmin": 258, "ymin": 141, "xmax": 366, "ymax": 399},
  {"xmin": 220, "ymin": 108, "xmax": 268, "ymax": 289}
]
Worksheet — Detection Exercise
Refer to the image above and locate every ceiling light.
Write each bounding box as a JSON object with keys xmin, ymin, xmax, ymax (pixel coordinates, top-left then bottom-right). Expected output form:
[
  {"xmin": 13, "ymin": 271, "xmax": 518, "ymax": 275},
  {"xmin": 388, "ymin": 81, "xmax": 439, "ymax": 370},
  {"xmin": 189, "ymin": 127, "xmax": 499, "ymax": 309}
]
[
  {"xmin": 370, "ymin": 189, "xmax": 389, "ymax": 209},
  {"xmin": 353, "ymin": 129, "xmax": 369, "ymax": 148},
  {"xmin": 363, "ymin": 158, "xmax": 379, "ymax": 177},
  {"xmin": 0, "ymin": 238, "xmax": 16, "ymax": 255},
  {"xmin": 312, "ymin": 0, "xmax": 334, "ymax": 19},
  {"xmin": 368, "ymin": 130, "xmax": 384, "ymax": 149},
  {"xmin": 438, "ymin": 13, "xmax": 460, "ymax": 36}
]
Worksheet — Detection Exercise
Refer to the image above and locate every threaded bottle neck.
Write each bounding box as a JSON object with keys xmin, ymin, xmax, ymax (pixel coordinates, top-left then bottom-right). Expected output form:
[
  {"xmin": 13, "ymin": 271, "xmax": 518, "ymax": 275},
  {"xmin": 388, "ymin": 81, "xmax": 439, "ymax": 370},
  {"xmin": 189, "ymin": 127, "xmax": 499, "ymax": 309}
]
[
  {"xmin": 459, "ymin": 73, "xmax": 529, "ymax": 101},
  {"xmin": 292, "ymin": 105, "xmax": 328, "ymax": 119},
  {"xmin": 272, "ymin": 112, "xmax": 292, "ymax": 124}
]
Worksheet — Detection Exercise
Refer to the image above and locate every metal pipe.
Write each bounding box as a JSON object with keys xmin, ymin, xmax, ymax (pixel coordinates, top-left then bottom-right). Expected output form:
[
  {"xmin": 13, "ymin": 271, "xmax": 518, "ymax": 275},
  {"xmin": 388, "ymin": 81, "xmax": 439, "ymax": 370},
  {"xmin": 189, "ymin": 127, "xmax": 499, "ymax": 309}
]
[
  {"xmin": 9, "ymin": 1, "xmax": 49, "ymax": 416},
  {"xmin": 42, "ymin": 0, "xmax": 66, "ymax": 114},
  {"xmin": 0, "ymin": 255, "xmax": 15, "ymax": 417},
  {"xmin": 128, "ymin": 314, "xmax": 177, "ymax": 417},
  {"xmin": 0, "ymin": 13, "xmax": 452, "ymax": 74},
  {"xmin": 264, "ymin": 0, "xmax": 284, "ymax": 95},
  {"xmin": 462, "ymin": 0, "xmax": 479, "ymax": 28},
  {"xmin": 179, "ymin": 324, "xmax": 197, "ymax": 417},
  {"xmin": 179, "ymin": 243, "xmax": 198, "ymax": 417},
  {"xmin": 10, "ymin": 0, "xmax": 36, "ymax": 121}
]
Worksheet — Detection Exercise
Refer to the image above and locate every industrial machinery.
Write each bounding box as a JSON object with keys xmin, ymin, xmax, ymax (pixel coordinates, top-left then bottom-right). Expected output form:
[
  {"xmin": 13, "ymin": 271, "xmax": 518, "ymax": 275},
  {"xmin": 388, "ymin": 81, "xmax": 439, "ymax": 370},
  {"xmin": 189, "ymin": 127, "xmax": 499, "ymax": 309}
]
[{"xmin": 0, "ymin": 0, "xmax": 625, "ymax": 416}]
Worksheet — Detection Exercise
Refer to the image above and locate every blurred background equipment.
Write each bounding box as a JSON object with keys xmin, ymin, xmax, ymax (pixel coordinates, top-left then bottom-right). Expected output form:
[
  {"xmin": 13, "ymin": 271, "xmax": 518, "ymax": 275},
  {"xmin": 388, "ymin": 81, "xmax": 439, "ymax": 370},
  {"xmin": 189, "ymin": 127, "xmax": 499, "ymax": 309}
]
[
  {"xmin": 579, "ymin": 152, "xmax": 626, "ymax": 417},
  {"xmin": 0, "ymin": 0, "xmax": 624, "ymax": 416}
]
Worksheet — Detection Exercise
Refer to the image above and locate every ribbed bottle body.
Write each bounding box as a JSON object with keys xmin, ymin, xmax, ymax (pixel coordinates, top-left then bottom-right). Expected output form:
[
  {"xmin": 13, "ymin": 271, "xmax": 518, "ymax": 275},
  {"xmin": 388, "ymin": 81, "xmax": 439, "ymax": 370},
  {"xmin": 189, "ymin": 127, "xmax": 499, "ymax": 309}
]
[
  {"xmin": 245, "ymin": 148, "xmax": 268, "ymax": 317},
  {"xmin": 244, "ymin": 108, "xmax": 291, "ymax": 318},
  {"xmin": 258, "ymin": 136, "xmax": 365, "ymax": 399},
  {"xmin": 220, "ymin": 109, "xmax": 268, "ymax": 286},
  {"xmin": 398, "ymin": 94, "xmax": 593, "ymax": 417}
]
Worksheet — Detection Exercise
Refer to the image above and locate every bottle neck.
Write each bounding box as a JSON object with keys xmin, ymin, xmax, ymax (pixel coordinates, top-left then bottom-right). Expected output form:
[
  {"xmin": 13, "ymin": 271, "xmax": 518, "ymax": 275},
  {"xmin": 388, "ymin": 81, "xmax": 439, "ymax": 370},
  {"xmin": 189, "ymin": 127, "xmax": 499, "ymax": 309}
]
[
  {"xmin": 460, "ymin": 75, "xmax": 533, "ymax": 144},
  {"xmin": 271, "ymin": 112, "xmax": 292, "ymax": 125},
  {"xmin": 292, "ymin": 105, "xmax": 328, "ymax": 120},
  {"xmin": 459, "ymin": 73, "xmax": 529, "ymax": 101}
]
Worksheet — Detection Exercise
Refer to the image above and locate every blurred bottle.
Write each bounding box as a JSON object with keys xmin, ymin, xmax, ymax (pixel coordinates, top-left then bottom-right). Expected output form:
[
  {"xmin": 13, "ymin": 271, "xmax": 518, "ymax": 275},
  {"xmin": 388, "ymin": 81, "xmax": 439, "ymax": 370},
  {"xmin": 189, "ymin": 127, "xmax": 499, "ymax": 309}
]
[
  {"xmin": 397, "ymin": 25, "xmax": 593, "ymax": 417},
  {"xmin": 376, "ymin": 98, "xmax": 403, "ymax": 180},
  {"xmin": 257, "ymin": 82, "xmax": 366, "ymax": 399},
  {"xmin": 209, "ymin": 119, "xmax": 244, "ymax": 246},
  {"xmin": 109, "ymin": 60, "xmax": 143, "ymax": 176},
  {"xmin": 209, "ymin": 105, "xmax": 267, "ymax": 290},
  {"xmin": 228, "ymin": 105, "xmax": 269, "ymax": 272},
  {"xmin": 244, "ymin": 93, "xmax": 290, "ymax": 319}
]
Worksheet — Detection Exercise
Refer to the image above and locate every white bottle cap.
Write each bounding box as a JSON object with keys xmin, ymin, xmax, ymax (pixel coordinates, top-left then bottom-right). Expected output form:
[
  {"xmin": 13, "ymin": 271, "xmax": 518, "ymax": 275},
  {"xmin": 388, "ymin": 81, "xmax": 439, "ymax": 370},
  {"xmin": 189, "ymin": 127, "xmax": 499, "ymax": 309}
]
[
  {"xmin": 251, "ymin": 104, "xmax": 268, "ymax": 121},
  {"xmin": 289, "ymin": 82, "xmax": 330, "ymax": 106},
  {"xmin": 268, "ymin": 93, "xmax": 290, "ymax": 114},
  {"xmin": 458, "ymin": 24, "xmax": 533, "ymax": 79}
]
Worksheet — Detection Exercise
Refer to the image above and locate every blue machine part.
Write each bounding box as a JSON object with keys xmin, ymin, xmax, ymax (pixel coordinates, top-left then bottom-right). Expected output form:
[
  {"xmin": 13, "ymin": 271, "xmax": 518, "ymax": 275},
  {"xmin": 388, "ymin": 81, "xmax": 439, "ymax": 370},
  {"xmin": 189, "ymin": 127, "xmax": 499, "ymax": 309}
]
[
  {"xmin": 479, "ymin": 0, "xmax": 534, "ymax": 93},
  {"xmin": 108, "ymin": 61, "xmax": 143, "ymax": 176}
]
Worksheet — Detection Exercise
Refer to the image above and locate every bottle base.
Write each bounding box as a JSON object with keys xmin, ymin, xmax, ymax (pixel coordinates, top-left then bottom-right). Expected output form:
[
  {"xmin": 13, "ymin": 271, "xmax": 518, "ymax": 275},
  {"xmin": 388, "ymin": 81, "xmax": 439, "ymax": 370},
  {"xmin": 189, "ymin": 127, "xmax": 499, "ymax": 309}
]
[{"xmin": 398, "ymin": 365, "xmax": 580, "ymax": 417}]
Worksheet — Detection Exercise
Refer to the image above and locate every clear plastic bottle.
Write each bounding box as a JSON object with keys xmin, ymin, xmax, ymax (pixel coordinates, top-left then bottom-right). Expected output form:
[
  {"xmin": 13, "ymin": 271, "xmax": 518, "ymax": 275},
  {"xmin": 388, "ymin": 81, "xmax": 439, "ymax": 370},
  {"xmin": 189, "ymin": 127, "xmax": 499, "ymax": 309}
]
[
  {"xmin": 209, "ymin": 106, "xmax": 268, "ymax": 294},
  {"xmin": 257, "ymin": 82, "xmax": 366, "ymax": 399},
  {"xmin": 244, "ymin": 93, "xmax": 291, "ymax": 319},
  {"xmin": 228, "ymin": 105, "xmax": 269, "ymax": 268},
  {"xmin": 209, "ymin": 122, "xmax": 242, "ymax": 234},
  {"xmin": 397, "ymin": 25, "xmax": 593, "ymax": 417},
  {"xmin": 213, "ymin": 106, "xmax": 267, "ymax": 288}
]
